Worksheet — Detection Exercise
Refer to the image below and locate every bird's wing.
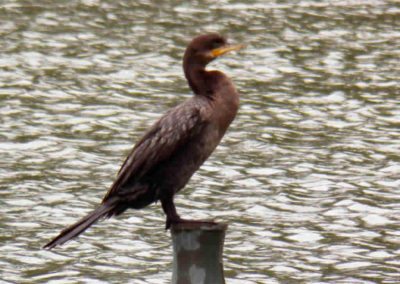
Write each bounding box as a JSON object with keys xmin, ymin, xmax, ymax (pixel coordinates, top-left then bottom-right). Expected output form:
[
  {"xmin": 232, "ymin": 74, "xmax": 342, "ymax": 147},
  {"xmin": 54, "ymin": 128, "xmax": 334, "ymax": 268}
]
[{"xmin": 102, "ymin": 102, "xmax": 207, "ymax": 202}]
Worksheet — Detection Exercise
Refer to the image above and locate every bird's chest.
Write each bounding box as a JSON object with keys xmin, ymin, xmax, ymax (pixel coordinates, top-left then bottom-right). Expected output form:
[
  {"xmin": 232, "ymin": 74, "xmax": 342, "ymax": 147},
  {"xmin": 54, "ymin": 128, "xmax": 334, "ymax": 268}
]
[
  {"xmin": 212, "ymin": 92, "xmax": 239, "ymax": 134},
  {"xmin": 180, "ymin": 124, "xmax": 220, "ymax": 172},
  {"xmin": 155, "ymin": 124, "xmax": 220, "ymax": 192}
]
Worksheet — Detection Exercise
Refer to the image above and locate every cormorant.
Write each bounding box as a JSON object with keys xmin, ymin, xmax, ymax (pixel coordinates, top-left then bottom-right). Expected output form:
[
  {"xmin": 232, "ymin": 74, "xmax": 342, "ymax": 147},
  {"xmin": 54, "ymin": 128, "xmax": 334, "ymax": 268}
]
[{"xmin": 44, "ymin": 33, "xmax": 243, "ymax": 249}]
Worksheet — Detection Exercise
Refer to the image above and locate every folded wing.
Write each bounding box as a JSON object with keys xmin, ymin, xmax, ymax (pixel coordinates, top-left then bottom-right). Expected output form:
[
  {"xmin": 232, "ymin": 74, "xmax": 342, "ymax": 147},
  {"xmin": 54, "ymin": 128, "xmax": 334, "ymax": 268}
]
[{"xmin": 102, "ymin": 102, "xmax": 206, "ymax": 202}]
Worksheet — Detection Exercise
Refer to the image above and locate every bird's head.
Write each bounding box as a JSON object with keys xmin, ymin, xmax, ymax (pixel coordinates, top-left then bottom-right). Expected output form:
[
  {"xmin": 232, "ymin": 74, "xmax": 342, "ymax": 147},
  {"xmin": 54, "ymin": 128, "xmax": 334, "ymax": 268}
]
[{"xmin": 184, "ymin": 33, "xmax": 244, "ymax": 67}]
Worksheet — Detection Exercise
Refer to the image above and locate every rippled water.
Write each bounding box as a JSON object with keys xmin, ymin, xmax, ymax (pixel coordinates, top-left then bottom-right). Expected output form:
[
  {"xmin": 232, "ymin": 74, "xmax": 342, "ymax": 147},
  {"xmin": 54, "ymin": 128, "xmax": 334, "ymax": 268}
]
[{"xmin": 1, "ymin": 0, "xmax": 399, "ymax": 283}]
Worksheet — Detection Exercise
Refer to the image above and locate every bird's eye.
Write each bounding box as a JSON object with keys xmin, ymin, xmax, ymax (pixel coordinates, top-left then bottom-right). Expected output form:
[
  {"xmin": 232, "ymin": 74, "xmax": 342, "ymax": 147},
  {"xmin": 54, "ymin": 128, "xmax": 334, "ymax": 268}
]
[{"xmin": 211, "ymin": 38, "xmax": 224, "ymax": 49}]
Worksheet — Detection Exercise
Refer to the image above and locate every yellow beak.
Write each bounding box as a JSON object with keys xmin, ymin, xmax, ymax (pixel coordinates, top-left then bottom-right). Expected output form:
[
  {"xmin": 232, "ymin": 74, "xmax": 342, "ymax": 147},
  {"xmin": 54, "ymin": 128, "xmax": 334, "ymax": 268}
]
[{"xmin": 210, "ymin": 44, "xmax": 245, "ymax": 58}]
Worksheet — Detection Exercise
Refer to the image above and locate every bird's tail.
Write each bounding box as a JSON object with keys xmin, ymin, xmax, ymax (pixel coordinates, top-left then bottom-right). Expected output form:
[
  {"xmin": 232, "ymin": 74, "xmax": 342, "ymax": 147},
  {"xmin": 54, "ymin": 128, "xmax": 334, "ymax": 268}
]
[{"xmin": 43, "ymin": 198, "xmax": 119, "ymax": 250}]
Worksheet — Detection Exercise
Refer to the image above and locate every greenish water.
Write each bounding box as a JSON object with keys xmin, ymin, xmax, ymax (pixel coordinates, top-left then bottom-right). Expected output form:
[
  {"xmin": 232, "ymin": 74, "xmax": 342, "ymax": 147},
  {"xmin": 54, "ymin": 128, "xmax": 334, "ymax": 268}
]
[{"xmin": 1, "ymin": 0, "xmax": 399, "ymax": 283}]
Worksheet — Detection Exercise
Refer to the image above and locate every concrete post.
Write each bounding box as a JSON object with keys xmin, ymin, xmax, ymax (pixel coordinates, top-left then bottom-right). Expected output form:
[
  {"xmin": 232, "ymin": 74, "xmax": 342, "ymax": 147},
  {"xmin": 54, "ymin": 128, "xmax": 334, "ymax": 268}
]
[{"xmin": 171, "ymin": 222, "xmax": 228, "ymax": 284}]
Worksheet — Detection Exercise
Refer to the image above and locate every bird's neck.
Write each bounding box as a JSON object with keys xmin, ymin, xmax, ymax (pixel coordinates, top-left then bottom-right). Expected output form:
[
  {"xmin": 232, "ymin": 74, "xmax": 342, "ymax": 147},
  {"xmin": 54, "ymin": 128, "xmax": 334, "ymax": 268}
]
[{"xmin": 184, "ymin": 63, "xmax": 214, "ymax": 97}]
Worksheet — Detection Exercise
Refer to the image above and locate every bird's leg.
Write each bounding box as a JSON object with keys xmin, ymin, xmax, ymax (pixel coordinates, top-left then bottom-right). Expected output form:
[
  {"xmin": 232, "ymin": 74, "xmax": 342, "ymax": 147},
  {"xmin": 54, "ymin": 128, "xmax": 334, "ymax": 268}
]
[
  {"xmin": 161, "ymin": 195, "xmax": 182, "ymax": 230},
  {"xmin": 161, "ymin": 195, "xmax": 216, "ymax": 230}
]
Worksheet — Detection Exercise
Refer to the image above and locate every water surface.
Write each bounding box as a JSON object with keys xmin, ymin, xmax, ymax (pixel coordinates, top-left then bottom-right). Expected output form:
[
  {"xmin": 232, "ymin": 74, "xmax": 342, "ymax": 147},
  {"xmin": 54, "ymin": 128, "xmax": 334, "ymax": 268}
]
[{"xmin": 1, "ymin": 0, "xmax": 399, "ymax": 283}]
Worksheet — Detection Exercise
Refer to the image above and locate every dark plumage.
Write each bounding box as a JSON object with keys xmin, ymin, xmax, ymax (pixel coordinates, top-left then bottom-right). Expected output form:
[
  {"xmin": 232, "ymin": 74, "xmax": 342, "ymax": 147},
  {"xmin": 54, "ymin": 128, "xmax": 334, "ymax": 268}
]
[{"xmin": 44, "ymin": 33, "xmax": 243, "ymax": 249}]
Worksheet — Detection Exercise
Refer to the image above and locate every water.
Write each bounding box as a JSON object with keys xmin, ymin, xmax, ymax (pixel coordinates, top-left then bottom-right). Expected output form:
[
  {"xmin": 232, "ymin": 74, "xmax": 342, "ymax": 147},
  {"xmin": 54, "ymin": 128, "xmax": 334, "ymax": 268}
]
[{"xmin": 1, "ymin": 0, "xmax": 399, "ymax": 283}]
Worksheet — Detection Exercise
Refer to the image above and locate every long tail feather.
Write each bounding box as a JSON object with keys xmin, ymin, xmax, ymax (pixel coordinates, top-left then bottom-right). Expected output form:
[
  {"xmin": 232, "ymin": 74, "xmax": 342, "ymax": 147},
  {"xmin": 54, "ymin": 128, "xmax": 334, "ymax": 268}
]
[{"xmin": 43, "ymin": 199, "xmax": 118, "ymax": 250}]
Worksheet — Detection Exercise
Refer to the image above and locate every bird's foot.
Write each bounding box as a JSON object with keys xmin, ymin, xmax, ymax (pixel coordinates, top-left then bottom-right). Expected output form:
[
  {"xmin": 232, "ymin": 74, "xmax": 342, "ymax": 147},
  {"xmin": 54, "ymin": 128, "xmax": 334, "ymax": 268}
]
[{"xmin": 165, "ymin": 217, "xmax": 216, "ymax": 230}]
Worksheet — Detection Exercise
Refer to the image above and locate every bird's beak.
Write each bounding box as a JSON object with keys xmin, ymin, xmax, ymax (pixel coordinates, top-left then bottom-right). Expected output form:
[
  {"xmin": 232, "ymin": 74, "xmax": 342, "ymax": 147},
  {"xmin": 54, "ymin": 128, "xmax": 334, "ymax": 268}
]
[{"xmin": 211, "ymin": 44, "xmax": 245, "ymax": 58}]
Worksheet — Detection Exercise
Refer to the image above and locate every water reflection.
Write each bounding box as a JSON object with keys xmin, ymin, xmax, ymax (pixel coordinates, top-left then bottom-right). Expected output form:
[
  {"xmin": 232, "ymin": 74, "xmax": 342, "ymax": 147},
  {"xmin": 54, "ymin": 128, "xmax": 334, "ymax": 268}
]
[{"xmin": 1, "ymin": 0, "xmax": 399, "ymax": 283}]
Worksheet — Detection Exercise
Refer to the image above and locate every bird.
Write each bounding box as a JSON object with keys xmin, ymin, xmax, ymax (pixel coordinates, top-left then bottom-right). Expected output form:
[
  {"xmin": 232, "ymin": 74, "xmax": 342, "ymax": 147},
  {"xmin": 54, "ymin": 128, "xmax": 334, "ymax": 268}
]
[{"xmin": 43, "ymin": 33, "xmax": 243, "ymax": 249}]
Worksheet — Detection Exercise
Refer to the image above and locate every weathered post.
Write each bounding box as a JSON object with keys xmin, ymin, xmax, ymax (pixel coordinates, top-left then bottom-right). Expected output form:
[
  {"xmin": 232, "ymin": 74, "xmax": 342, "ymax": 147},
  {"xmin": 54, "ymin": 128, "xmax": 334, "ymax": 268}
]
[{"xmin": 171, "ymin": 222, "xmax": 228, "ymax": 284}]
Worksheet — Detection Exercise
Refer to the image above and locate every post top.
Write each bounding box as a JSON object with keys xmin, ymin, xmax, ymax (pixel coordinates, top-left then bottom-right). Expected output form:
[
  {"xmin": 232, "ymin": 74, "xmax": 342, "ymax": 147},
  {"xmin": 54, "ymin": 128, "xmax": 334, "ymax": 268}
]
[{"xmin": 171, "ymin": 222, "xmax": 228, "ymax": 232}]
